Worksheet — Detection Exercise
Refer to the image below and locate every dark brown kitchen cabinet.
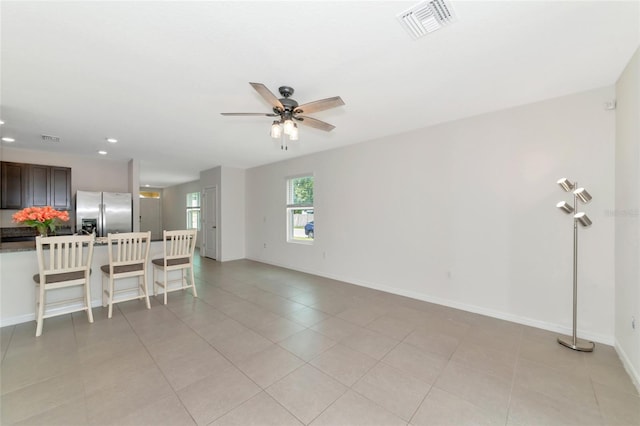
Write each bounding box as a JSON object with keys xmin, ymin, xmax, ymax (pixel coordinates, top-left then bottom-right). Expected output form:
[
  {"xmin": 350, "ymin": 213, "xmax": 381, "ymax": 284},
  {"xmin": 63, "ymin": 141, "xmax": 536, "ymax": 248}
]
[
  {"xmin": 0, "ymin": 161, "xmax": 71, "ymax": 210},
  {"xmin": 50, "ymin": 167, "xmax": 72, "ymax": 210},
  {"xmin": 1, "ymin": 162, "xmax": 29, "ymax": 209},
  {"xmin": 27, "ymin": 165, "xmax": 72, "ymax": 210},
  {"xmin": 29, "ymin": 164, "xmax": 50, "ymax": 207}
]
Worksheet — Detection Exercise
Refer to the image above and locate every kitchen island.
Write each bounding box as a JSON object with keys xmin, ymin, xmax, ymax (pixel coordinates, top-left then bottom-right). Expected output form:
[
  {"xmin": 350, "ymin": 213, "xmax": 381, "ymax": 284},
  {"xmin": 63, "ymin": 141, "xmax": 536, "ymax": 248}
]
[
  {"xmin": 0, "ymin": 241, "xmax": 39, "ymax": 252},
  {"xmin": 0, "ymin": 240, "xmax": 168, "ymax": 327}
]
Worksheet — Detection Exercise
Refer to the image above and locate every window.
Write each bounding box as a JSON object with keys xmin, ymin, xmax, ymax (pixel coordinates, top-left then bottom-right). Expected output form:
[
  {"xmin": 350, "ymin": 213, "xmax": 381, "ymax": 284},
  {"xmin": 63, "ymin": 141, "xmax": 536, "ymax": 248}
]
[
  {"xmin": 139, "ymin": 191, "xmax": 160, "ymax": 199},
  {"xmin": 286, "ymin": 175, "xmax": 314, "ymax": 242},
  {"xmin": 186, "ymin": 192, "xmax": 201, "ymax": 230}
]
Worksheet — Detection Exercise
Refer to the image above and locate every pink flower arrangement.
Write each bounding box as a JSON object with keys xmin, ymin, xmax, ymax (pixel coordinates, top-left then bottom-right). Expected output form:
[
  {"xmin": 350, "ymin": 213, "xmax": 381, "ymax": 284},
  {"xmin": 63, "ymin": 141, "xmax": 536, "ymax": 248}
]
[{"xmin": 12, "ymin": 206, "xmax": 70, "ymax": 236}]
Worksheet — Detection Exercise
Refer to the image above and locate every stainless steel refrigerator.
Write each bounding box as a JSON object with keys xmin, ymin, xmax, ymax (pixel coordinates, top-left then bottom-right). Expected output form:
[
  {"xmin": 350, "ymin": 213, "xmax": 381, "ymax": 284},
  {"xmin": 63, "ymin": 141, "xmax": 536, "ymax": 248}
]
[{"xmin": 75, "ymin": 191, "xmax": 132, "ymax": 237}]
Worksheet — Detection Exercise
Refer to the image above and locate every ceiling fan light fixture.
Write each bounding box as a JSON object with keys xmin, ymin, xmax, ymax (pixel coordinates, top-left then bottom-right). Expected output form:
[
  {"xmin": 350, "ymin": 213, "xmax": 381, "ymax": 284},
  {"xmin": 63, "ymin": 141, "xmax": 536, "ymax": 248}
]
[
  {"xmin": 221, "ymin": 83, "xmax": 345, "ymax": 147},
  {"xmin": 270, "ymin": 121, "xmax": 282, "ymax": 139},
  {"xmin": 283, "ymin": 119, "xmax": 294, "ymax": 135},
  {"xmin": 289, "ymin": 123, "xmax": 299, "ymax": 141}
]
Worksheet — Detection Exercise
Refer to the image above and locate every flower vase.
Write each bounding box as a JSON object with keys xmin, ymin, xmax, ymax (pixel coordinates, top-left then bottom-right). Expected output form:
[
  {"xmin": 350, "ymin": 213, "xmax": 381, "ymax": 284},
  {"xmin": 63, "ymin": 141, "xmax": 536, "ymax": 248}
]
[{"xmin": 35, "ymin": 225, "xmax": 48, "ymax": 238}]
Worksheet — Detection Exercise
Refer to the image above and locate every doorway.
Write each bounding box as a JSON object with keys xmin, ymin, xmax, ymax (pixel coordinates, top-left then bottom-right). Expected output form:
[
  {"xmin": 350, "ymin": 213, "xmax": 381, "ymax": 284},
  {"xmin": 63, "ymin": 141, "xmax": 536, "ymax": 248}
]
[
  {"xmin": 140, "ymin": 197, "xmax": 162, "ymax": 240},
  {"xmin": 203, "ymin": 186, "xmax": 217, "ymax": 259}
]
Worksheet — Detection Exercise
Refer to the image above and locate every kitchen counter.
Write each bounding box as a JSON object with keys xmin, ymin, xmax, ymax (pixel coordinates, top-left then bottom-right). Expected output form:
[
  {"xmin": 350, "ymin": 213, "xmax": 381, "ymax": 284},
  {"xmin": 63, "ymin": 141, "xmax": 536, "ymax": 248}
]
[
  {"xmin": 0, "ymin": 241, "xmax": 37, "ymax": 252},
  {"xmin": 0, "ymin": 226, "xmax": 75, "ymax": 252},
  {"xmin": 0, "ymin": 241, "xmax": 167, "ymax": 327},
  {"xmin": 0, "ymin": 237, "xmax": 163, "ymax": 253},
  {"xmin": 0, "ymin": 238, "xmax": 106, "ymax": 253}
]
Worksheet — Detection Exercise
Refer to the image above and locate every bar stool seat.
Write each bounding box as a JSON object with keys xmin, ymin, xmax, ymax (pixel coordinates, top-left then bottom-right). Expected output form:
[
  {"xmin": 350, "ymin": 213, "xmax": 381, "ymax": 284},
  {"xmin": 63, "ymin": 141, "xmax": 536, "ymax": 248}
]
[
  {"xmin": 33, "ymin": 270, "xmax": 86, "ymax": 284},
  {"xmin": 100, "ymin": 263, "xmax": 144, "ymax": 274},
  {"xmin": 151, "ymin": 257, "xmax": 189, "ymax": 267}
]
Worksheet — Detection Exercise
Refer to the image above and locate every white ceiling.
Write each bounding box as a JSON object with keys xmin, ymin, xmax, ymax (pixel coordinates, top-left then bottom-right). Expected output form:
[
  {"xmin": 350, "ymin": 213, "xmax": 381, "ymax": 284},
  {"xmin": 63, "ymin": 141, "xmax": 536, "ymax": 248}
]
[{"xmin": 1, "ymin": 1, "xmax": 638, "ymax": 187}]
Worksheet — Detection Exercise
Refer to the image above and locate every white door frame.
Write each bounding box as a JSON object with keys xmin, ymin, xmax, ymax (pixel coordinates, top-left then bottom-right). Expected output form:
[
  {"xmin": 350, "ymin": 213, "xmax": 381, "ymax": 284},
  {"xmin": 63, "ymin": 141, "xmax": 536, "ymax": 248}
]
[{"xmin": 203, "ymin": 186, "xmax": 218, "ymax": 259}]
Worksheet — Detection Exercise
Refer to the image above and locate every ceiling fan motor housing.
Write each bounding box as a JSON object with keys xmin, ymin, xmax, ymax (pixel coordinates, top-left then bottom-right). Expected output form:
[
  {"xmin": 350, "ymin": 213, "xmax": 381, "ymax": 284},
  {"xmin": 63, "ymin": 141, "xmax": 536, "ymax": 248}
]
[
  {"xmin": 278, "ymin": 86, "xmax": 295, "ymax": 98},
  {"xmin": 275, "ymin": 96, "xmax": 299, "ymax": 117}
]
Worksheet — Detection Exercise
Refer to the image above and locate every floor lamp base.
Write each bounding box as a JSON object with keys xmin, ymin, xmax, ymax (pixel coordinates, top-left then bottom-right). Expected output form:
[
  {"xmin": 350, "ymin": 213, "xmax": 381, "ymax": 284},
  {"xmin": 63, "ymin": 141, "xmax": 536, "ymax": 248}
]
[{"xmin": 557, "ymin": 336, "xmax": 595, "ymax": 352}]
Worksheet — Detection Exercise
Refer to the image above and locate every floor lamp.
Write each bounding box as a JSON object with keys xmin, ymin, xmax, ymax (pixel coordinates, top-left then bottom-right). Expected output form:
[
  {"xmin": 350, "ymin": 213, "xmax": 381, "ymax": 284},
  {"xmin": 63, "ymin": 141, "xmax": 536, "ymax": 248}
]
[{"xmin": 556, "ymin": 177, "xmax": 595, "ymax": 352}]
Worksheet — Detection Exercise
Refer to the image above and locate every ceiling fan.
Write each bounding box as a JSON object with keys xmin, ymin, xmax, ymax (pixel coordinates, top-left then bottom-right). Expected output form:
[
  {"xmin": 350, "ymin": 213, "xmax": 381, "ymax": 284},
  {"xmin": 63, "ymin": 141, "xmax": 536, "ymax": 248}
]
[{"xmin": 221, "ymin": 82, "xmax": 345, "ymax": 145}]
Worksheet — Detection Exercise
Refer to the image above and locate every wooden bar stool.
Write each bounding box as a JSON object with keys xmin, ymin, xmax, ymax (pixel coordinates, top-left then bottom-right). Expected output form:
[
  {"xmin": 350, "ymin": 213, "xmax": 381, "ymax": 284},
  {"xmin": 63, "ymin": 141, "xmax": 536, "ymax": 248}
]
[
  {"xmin": 101, "ymin": 231, "xmax": 152, "ymax": 318},
  {"xmin": 33, "ymin": 235, "xmax": 95, "ymax": 337},
  {"xmin": 152, "ymin": 229, "xmax": 197, "ymax": 305}
]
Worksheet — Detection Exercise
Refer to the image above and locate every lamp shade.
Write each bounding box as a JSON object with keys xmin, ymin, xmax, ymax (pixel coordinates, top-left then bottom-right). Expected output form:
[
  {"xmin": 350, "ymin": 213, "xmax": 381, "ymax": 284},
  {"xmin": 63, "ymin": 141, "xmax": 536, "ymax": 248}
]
[
  {"xmin": 270, "ymin": 121, "xmax": 282, "ymax": 138},
  {"xmin": 289, "ymin": 123, "xmax": 299, "ymax": 141},
  {"xmin": 557, "ymin": 201, "xmax": 574, "ymax": 214},
  {"xmin": 557, "ymin": 178, "xmax": 575, "ymax": 192},
  {"xmin": 573, "ymin": 188, "xmax": 592, "ymax": 204},
  {"xmin": 283, "ymin": 119, "xmax": 294, "ymax": 135},
  {"xmin": 574, "ymin": 212, "xmax": 593, "ymax": 227}
]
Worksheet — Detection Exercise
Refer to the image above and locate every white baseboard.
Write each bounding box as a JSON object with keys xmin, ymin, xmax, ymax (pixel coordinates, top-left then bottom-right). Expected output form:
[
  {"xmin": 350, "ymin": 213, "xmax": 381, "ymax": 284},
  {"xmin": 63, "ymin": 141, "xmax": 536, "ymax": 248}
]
[
  {"xmin": 0, "ymin": 294, "xmax": 161, "ymax": 328},
  {"xmin": 615, "ymin": 339, "xmax": 640, "ymax": 394},
  {"xmin": 1, "ymin": 313, "xmax": 36, "ymax": 327},
  {"xmin": 246, "ymin": 255, "xmax": 614, "ymax": 345},
  {"xmin": 0, "ymin": 300, "xmax": 100, "ymax": 328}
]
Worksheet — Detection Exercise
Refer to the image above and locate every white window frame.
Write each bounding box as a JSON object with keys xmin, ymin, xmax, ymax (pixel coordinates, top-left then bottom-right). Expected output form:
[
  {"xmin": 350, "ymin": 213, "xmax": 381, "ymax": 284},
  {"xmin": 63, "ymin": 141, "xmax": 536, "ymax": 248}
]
[{"xmin": 286, "ymin": 175, "xmax": 314, "ymax": 244}]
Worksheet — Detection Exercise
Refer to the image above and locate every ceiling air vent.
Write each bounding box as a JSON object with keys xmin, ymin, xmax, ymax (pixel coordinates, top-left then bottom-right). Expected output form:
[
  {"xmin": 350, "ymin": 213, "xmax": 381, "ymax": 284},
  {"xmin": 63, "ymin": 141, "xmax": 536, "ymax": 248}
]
[
  {"xmin": 41, "ymin": 134, "xmax": 61, "ymax": 143},
  {"xmin": 397, "ymin": 0, "xmax": 457, "ymax": 40}
]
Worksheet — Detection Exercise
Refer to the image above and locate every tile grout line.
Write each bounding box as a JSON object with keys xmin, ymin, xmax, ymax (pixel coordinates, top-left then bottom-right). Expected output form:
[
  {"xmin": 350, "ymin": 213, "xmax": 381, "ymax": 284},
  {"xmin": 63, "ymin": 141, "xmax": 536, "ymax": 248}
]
[
  {"xmin": 504, "ymin": 326, "xmax": 525, "ymax": 426},
  {"xmin": 0, "ymin": 325, "xmax": 16, "ymax": 364}
]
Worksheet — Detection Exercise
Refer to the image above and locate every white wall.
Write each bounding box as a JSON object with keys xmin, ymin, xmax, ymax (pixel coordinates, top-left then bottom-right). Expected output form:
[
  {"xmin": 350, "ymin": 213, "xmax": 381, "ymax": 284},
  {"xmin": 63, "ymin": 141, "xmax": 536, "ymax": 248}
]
[
  {"xmin": 199, "ymin": 166, "xmax": 246, "ymax": 262},
  {"xmin": 161, "ymin": 179, "xmax": 201, "ymax": 247},
  {"xmin": 246, "ymin": 86, "xmax": 616, "ymax": 344},
  {"xmin": 221, "ymin": 167, "xmax": 246, "ymax": 261},
  {"xmin": 0, "ymin": 147, "xmax": 130, "ymax": 228},
  {"xmin": 615, "ymin": 47, "xmax": 640, "ymax": 388}
]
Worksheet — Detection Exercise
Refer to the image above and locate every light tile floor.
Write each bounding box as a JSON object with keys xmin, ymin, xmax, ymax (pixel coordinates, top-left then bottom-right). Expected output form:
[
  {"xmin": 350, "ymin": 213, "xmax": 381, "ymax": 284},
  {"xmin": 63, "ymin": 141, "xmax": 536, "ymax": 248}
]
[{"xmin": 1, "ymin": 258, "xmax": 639, "ymax": 425}]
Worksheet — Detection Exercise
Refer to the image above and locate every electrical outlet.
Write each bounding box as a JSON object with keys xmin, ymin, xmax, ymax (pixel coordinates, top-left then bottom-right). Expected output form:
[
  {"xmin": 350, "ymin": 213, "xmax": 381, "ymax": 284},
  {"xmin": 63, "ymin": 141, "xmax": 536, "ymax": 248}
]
[
  {"xmin": 263, "ymin": 243, "xmax": 267, "ymax": 249},
  {"xmin": 632, "ymin": 316, "xmax": 636, "ymax": 331}
]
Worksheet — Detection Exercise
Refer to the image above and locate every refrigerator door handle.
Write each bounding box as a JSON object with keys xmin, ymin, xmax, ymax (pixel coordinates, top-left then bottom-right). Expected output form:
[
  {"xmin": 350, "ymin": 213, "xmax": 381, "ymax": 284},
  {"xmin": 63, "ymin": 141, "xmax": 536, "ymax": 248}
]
[{"xmin": 99, "ymin": 203, "xmax": 105, "ymax": 237}]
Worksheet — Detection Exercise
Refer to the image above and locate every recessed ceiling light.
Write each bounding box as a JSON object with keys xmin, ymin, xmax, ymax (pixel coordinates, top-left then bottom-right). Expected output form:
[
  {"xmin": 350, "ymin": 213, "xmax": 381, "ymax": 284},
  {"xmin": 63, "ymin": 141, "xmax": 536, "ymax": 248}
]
[
  {"xmin": 98, "ymin": 150, "xmax": 108, "ymax": 155},
  {"xmin": 2, "ymin": 137, "xmax": 15, "ymax": 142},
  {"xmin": 0, "ymin": 120, "xmax": 5, "ymax": 126},
  {"xmin": 144, "ymin": 184, "xmax": 150, "ymax": 187},
  {"xmin": 106, "ymin": 138, "xmax": 118, "ymax": 143}
]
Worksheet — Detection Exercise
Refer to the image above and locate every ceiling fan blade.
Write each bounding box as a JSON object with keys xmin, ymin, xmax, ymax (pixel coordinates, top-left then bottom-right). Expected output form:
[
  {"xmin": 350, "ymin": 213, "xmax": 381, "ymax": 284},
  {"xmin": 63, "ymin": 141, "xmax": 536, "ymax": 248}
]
[
  {"xmin": 249, "ymin": 82, "xmax": 284, "ymax": 111},
  {"xmin": 295, "ymin": 115, "xmax": 336, "ymax": 132},
  {"xmin": 294, "ymin": 96, "xmax": 345, "ymax": 114},
  {"xmin": 221, "ymin": 112, "xmax": 279, "ymax": 117}
]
